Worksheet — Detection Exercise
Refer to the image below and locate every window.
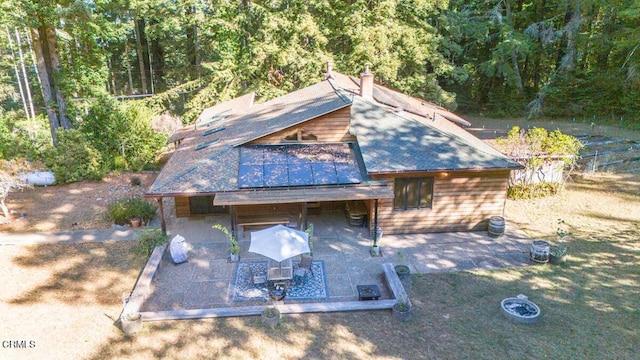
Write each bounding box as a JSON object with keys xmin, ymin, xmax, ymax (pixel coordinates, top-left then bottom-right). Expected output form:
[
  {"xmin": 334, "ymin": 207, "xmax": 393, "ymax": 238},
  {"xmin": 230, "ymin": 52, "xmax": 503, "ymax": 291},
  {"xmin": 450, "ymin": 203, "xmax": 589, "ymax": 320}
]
[{"xmin": 393, "ymin": 177, "xmax": 433, "ymax": 210}]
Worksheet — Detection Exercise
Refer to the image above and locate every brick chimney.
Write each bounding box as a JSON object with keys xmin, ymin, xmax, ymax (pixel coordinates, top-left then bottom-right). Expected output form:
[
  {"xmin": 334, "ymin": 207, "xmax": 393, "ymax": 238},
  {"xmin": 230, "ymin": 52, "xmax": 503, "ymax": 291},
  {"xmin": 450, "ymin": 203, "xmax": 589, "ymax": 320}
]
[{"xmin": 359, "ymin": 63, "xmax": 373, "ymax": 99}]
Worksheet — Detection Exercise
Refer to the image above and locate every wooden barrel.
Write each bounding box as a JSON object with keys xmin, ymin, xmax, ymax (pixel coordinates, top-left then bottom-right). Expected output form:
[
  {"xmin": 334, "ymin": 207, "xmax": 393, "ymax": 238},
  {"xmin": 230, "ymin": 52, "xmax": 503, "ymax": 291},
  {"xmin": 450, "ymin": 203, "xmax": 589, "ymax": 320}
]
[
  {"xmin": 530, "ymin": 240, "xmax": 550, "ymax": 263},
  {"xmin": 488, "ymin": 216, "xmax": 506, "ymax": 237}
]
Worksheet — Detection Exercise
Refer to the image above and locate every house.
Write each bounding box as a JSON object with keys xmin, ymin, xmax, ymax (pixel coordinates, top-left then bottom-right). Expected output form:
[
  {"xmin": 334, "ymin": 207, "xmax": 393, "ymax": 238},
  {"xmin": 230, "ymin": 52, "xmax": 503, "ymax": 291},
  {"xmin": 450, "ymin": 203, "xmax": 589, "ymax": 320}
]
[{"xmin": 145, "ymin": 63, "xmax": 522, "ymax": 237}]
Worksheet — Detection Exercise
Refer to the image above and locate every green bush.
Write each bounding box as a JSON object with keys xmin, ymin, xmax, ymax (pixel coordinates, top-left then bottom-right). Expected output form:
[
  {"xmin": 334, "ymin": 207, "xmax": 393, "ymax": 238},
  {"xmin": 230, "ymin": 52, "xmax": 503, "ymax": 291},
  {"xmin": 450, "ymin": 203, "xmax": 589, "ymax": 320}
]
[
  {"xmin": 107, "ymin": 197, "xmax": 157, "ymax": 225},
  {"xmin": 130, "ymin": 176, "xmax": 142, "ymax": 186},
  {"xmin": 78, "ymin": 94, "xmax": 167, "ymax": 172},
  {"xmin": 43, "ymin": 129, "xmax": 104, "ymax": 183},
  {"xmin": 508, "ymin": 182, "xmax": 561, "ymax": 200},
  {"xmin": 135, "ymin": 228, "xmax": 168, "ymax": 256}
]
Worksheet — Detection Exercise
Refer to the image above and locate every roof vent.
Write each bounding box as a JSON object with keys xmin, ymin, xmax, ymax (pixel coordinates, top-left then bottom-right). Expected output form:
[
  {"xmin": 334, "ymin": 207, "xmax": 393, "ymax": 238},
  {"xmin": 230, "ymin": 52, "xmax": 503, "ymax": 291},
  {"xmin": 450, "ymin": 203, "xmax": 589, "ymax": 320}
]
[
  {"xmin": 203, "ymin": 126, "xmax": 225, "ymax": 136},
  {"xmin": 195, "ymin": 138, "xmax": 220, "ymax": 151}
]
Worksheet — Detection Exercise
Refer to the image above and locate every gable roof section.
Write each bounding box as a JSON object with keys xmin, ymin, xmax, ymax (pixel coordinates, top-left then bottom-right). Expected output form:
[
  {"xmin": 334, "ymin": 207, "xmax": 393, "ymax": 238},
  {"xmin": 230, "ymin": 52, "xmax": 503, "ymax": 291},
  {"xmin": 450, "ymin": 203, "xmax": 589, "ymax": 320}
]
[
  {"xmin": 231, "ymin": 81, "xmax": 351, "ymax": 146},
  {"xmin": 147, "ymin": 81, "xmax": 352, "ymax": 196},
  {"xmin": 350, "ymin": 98, "xmax": 521, "ymax": 173}
]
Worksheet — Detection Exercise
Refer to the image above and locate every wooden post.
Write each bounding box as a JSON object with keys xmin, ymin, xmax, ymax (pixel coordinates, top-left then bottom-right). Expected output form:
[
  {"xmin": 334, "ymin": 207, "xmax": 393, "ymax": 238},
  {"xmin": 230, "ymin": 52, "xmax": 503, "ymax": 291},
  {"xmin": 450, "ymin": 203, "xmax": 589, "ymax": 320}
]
[
  {"xmin": 302, "ymin": 202, "xmax": 308, "ymax": 230},
  {"xmin": 229, "ymin": 205, "xmax": 236, "ymax": 239},
  {"xmin": 373, "ymin": 199, "xmax": 379, "ymax": 241},
  {"xmin": 156, "ymin": 197, "xmax": 166, "ymax": 235}
]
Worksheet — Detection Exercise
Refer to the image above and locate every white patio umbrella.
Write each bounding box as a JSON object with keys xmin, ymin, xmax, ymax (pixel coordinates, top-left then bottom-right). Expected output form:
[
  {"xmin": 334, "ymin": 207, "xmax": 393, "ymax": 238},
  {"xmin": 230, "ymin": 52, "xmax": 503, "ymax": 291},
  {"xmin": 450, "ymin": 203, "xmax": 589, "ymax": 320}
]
[{"xmin": 249, "ymin": 224, "xmax": 310, "ymax": 262}]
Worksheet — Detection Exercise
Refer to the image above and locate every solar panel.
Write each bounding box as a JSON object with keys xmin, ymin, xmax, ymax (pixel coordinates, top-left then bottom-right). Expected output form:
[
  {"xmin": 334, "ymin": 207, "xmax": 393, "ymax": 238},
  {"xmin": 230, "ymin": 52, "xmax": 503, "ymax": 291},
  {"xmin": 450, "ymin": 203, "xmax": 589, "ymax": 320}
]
[
  {"xmin": 288, "ymin": 163, "xmax": 313, "ymax": 186},
  {"xmin": 238, "ymin": 165, "xmax": 263, "ymax": 188},
  {"xmin": 237, "ymin": 144, "xmax": 362, "ymax": 188},
  {"xmin": 240, "ymin": 147, "xmax": 264, "ymax": 165},
  {"xmin": 264, "ymin": 164, "xmax": 288, "ymax": 187},
  {"xmin": 311, "ymin": 162, "xmax": 338, "ymax": 185}
]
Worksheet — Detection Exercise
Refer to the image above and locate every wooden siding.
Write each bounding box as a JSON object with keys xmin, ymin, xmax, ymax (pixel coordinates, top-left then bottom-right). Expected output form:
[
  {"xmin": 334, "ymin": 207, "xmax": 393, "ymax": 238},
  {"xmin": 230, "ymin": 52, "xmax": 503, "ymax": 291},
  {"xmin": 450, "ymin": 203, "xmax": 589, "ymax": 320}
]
[
  {"xmin": 249, "ymin": 107, "xmax": 354, "ymax": 144},
  {"xmin": 375, "ymin": 171, "xmax": 510, "ymax": 234},
  {"xmin": 174, "ymin": 196, "xmax": 229, "ymax": 217},
  {"xmin": 175, "ymin": 196, "xmax": 190, "ymax": 217}
]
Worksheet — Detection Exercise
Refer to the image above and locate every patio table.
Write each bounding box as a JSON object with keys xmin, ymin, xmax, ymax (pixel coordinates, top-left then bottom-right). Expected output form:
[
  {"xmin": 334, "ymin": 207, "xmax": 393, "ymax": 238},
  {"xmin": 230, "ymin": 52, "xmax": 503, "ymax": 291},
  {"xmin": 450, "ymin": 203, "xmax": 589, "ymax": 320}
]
[{"xmin": 267, "ymin": 258, "xmax": 293, "ymax": 281}]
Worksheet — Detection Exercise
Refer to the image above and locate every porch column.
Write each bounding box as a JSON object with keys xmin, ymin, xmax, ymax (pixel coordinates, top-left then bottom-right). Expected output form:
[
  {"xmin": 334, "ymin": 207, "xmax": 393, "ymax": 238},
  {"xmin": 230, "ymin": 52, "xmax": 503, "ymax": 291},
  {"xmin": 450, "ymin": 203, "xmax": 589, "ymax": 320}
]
[
  {"xmin": 373, "ymin": 199, "xmax": 379, "ymax": 240},
  {"xmin": 229, "ymin": 205, "xmax": 236, "ymax": 238},
  {"xmin": 156, "ymin": 197, "xmax": 166, "ymax": 235},
  {"xmin": 302, "ymin": 202, "xmax": 308, "ymax": 230}
]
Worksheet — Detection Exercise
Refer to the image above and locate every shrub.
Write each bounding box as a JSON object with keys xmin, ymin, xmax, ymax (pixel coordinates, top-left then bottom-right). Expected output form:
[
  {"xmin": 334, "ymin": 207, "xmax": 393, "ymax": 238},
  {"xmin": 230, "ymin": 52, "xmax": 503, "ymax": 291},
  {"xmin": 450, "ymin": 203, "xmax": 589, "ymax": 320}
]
[
  {"xmin": 508, "ymin": 182, "xmax": 561, "ymax": 200},
  {"xmin": 43, "ymin": 129, "xmax": 103, "ymax": 183},
  {"xmin": 77, "ymin": 95, "xmax": 167, "ymax": 172},
  {"xmin": 130, "ymin": 176, "xmax": 142, "ymax": 186},
  {"xmin": 135, "ymin": 228, "xmax": 168, "ymax": 256},
  {"xmin": 108, "ymin": 197, "xmax": 157, "ymax": 225}
]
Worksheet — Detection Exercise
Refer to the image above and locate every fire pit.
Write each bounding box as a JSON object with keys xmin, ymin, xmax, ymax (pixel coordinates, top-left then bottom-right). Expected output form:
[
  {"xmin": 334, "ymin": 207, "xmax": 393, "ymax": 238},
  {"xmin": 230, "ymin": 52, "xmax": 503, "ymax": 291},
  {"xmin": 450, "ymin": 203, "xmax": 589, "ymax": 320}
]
[{"xmin": 501, "ymin": 294, "xmax": 540, "ymax": 324}]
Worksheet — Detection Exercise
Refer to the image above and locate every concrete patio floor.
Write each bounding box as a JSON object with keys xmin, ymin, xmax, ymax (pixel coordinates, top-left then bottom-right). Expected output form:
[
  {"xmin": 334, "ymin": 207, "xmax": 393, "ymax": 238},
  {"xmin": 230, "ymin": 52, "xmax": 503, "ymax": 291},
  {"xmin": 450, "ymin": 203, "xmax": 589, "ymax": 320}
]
[{"xmin": 139, "ymin": 210, "xmax": 532, "ymax": 316}]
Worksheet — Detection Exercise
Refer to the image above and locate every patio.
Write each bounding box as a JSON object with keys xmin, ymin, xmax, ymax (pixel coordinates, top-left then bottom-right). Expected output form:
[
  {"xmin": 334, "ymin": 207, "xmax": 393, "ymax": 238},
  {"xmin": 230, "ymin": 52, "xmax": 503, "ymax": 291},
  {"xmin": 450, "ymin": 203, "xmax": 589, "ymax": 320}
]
[{"xmin": 136, "ymin": 209, "xmax": 532, "ymax": 319}]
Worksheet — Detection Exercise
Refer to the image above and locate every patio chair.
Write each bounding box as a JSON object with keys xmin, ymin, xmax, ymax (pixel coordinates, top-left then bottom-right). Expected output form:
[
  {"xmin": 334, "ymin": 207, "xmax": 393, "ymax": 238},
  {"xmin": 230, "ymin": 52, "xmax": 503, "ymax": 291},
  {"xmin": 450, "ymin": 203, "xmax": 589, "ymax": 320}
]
[
  {"xmin": 249, "ymin": 267, "xmax": 267, "ymax": 286},
  {"xmin": 293, "ymin": 254, "xmax": 313, "ymax": 286}
]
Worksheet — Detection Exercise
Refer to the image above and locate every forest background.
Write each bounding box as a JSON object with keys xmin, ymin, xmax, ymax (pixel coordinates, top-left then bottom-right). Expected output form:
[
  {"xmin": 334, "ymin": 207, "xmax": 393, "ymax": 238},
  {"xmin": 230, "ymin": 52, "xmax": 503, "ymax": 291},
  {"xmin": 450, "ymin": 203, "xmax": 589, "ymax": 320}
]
[{"xmin": 0, "ymin": 0, "xmax": 639, "ymax": 178}]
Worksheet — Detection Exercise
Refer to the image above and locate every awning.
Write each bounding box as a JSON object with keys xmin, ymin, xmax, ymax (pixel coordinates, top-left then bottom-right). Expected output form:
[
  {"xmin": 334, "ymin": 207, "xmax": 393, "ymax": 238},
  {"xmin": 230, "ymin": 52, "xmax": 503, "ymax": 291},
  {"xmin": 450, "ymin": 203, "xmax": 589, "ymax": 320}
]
[{"xmin": 213, "ymin": 184, "xmax": 393, "ymax": 206}]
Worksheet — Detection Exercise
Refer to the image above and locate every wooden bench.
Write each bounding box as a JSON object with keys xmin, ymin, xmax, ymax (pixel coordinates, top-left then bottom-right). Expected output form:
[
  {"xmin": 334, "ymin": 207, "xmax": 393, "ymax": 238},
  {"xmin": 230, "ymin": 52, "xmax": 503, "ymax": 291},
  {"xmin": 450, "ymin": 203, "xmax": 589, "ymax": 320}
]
[
  {"xmin": 382, "ymin": 263, "xmax": 411, "ymax": 306},
  {"xmin": 236, "ymin": 214, "xmax": 290, "ymax": 237}
]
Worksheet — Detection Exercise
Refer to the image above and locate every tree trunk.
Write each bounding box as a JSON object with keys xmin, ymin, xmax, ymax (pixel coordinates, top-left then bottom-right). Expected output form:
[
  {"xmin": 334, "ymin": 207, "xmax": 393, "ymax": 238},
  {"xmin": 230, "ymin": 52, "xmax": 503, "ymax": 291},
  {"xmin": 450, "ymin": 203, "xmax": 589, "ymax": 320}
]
[
  {"xmin": 125, "ymin": 41, "xmax": 134, "ymax": 94},
  {"xmin": 44, "ymin": 23, "xmax": 70, "ymax": 129},
  {"xmin": 504, "ymin": 0, "xmax": 524, "ymax": 92},
  {"xmin": 133, "ymin": 17, "xmax": 148, "ymax": 94},
  {"xmin": 15, "ymin": 28, "xmax": 36, "ymax": 120},
  {"xmin": 5, "ymin": 26, "xmax": 30, "ymax": 121},
  {"xmin": 30, "ymin": 26, "xmax": 60, "ymax": 145}
]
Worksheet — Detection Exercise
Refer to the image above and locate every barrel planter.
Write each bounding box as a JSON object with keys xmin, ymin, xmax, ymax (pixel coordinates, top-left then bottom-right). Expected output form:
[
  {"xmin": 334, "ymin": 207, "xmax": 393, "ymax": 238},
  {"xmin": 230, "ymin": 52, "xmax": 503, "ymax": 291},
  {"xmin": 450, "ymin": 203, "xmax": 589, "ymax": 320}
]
[
  {"xmin": 530, "ymin": 240, "xmax": 550, "ymax": 263},
  {"xmin": 488, "ymin": 216, "xmax": 506, "ymax": 237}
]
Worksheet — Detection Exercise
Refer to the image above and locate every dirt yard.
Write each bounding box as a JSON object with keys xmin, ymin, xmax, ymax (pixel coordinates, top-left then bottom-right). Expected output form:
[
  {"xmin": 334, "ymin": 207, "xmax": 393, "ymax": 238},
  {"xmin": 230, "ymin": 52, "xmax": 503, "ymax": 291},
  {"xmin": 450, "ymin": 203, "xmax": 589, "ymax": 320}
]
[{"xmin": 0, "ymin": 172, "xmax": 158, "ymax": 233}]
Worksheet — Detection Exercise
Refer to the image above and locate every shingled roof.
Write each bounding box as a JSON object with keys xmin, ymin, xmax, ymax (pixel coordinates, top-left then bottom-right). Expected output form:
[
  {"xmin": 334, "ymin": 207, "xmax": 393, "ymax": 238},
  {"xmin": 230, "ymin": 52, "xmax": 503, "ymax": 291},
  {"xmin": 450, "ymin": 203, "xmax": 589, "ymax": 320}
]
[
  {"xmin": 350, "ymin": 98, "xmax": 519, "ymax": 173},
  {"xmin": 147, "ymin": 70, "xmax": 520, "ymax": 197}
]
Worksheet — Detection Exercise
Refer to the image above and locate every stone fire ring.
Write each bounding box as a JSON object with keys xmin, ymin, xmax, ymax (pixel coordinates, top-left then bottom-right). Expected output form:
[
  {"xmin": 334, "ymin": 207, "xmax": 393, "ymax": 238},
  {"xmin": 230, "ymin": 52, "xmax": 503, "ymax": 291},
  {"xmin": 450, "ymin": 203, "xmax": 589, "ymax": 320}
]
[{"xmin": 501, "ymin": 294, "xmax": 541, "ymax": 324}]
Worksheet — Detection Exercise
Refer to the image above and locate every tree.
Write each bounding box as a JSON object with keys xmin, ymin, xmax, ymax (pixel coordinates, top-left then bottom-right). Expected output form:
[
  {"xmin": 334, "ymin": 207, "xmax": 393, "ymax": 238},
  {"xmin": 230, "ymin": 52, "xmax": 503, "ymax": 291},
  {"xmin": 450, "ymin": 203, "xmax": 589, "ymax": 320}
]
[
  {"xmin": 28, "ymin": 1, "xmax": 72, "ymax": 144},
  {"xmin": 0, "ymin": 159, "xmax": 31, "ymax": 221}
]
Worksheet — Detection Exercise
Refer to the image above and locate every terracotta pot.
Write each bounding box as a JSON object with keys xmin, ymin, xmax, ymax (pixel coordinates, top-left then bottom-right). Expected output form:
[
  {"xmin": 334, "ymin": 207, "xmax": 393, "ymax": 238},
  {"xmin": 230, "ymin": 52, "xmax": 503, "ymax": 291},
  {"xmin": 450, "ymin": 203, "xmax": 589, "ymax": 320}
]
[{"xmin": 130, "ymin": 217, "xmax": 142, "ymax": 228}]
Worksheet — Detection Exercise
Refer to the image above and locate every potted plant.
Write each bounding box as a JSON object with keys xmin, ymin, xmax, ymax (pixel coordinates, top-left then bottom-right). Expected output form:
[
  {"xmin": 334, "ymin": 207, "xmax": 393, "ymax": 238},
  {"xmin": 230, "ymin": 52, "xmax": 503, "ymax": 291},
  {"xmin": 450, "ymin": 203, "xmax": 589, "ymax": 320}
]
[
  {"xmin": 394, "ymin": 251, "xmax": 410, "ymax": 280},
  {"xmin": 550, "ymin": 219, "xmax": 570, "ymax": 265},
  {"xmin": 549, "ymin": 244, "xmax": 568, "ymax": 265},
  {"xmin": 130, "ymin": 217, "xmax": 142, "ymax": 228},
  {"xmin": 392, "ymin": 295, "xmax": 412, "ymax": 322},
  {"xmin": 304, "ymin": 223, "xmax": 314, "ymax": 255},
  {"xmin": 261, "ymin": 306, "xmax": 281, "ymax": 328},
  {"xmin": 213, "ymin": 224, "xmax": 239, "ymax": 262},
  {"xmin": 120, "ymin": 312, "xmax": 142, "ymax": 335}
]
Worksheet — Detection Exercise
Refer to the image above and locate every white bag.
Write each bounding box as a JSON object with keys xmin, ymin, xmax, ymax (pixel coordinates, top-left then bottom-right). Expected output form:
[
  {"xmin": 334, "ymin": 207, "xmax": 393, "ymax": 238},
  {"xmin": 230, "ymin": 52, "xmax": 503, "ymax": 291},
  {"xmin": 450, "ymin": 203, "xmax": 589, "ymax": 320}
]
[{"xmin": 169, "ymin": 234, "xmax": 188, "ymax": 264}]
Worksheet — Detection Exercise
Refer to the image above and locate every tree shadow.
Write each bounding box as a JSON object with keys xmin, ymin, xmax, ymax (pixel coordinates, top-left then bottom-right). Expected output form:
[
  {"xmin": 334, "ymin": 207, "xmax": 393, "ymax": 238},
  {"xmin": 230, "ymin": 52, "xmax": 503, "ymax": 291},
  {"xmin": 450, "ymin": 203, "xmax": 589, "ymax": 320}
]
[{"xmin": 9, "ymin": 241, "xmax": 146, "ymax": 306}]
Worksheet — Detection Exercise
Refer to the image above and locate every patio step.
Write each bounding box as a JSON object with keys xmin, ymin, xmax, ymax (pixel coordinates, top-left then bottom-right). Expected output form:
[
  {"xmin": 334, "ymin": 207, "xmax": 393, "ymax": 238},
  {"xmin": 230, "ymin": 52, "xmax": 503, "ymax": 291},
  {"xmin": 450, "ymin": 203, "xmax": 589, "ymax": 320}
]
[
  {"xmin": 122, "ymin": 244, "xmax": 166, "ymax": 316},
  {"xmin": 139, "ymin": 300, "xmax": 397, "ymax": 321},
  {"xmin": 382, "ymin": 263, "xmax": 409, "ymax": 305}
]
